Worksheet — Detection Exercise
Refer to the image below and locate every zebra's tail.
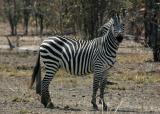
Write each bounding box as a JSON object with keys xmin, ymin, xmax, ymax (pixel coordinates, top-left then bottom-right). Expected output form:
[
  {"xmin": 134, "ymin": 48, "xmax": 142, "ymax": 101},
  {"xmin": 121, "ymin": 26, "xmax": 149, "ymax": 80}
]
[{"xmin": 29, "ymin": 51, "xmax": 41, "ymax": 95}]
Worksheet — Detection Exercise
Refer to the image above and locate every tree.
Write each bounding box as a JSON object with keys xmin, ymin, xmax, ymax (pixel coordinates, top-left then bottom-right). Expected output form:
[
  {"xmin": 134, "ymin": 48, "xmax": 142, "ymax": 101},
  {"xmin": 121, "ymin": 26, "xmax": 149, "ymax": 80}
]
[
  {"xmin": 80, "ymin": 0, "xmax": 107, "ymax": 40},
  {"xmin": 1, "ymin": 0, "xmax": 131, "ymax": 37},
  {"xmin": 23, "ymin": 0, "xmax": 31, "ymax": 35},
  {"xmin": 31, "ymin": 0, "xmax": 44, "ymax": 35},
  {"xmin": 4, "ymin": 0, "xmax": 22, "ymax": 35},
  {"xmin": 144, "ymin": 0, "xmax": 160, "ymax": 61}
]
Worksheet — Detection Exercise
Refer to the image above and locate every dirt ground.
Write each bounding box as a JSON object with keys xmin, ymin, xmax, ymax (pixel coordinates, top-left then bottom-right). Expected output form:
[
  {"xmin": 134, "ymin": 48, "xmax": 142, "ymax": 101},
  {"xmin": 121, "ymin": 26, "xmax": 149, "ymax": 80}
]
[{"xmin": 0, "ymin": 38, "xmax": 160, "ymax": 114}]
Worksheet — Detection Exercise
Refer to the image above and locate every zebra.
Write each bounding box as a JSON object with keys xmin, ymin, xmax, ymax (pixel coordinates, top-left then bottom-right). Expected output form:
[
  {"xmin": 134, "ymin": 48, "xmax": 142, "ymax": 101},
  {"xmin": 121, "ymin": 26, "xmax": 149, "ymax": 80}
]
[{"xmin": 29, "ymin": 13, "xmax": 124, "ymax": 110}]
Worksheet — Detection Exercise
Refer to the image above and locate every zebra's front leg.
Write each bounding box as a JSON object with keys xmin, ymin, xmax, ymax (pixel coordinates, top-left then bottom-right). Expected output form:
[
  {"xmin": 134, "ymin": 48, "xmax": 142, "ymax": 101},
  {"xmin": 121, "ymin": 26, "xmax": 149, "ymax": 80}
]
[
  {"xmin": 41, "ymin": 67, "xmax": 57, "ymax": 109},
  {"xmin": 99, "ymin": 72, "xmax": 108, "ymax": 111},
  {"xmin": 91, "ymin": 76, "xmax": 100, "ymax": 110}
]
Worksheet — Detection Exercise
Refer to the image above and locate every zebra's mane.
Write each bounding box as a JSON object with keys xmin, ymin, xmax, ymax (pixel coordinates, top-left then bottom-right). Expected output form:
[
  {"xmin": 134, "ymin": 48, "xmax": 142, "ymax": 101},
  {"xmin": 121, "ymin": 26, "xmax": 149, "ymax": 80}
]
[{"xmin": 98, "ymin": 18, "xmax": 114, "ymax": 36}]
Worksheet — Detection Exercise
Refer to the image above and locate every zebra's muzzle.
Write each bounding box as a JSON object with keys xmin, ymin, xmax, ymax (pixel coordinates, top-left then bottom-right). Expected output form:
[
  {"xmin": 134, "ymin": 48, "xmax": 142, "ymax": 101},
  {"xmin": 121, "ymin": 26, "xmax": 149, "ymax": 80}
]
[{"xmin": 116, "ymin": 34, "xmax": 123, "ymax": 43}]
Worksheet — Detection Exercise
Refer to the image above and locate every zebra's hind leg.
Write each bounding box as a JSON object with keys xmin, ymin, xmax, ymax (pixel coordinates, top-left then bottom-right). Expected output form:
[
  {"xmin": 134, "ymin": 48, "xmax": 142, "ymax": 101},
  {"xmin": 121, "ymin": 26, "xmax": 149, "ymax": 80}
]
[
  {"xmin": 41, "ymin": 64, "xmax": 59, "ymax": 108},
  {"xmin": 99, "ymin": 73, "xmax": 108, "ymax": 111},
  {"xmin": 91, "ymin": 76, "xmax": 100, "ymax": 110}
]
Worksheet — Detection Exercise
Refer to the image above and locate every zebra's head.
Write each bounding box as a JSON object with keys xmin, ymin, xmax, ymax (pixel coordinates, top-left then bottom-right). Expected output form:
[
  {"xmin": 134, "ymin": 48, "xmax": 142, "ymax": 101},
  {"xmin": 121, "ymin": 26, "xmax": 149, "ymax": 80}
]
[
  {"xmin": 99, "ymin": 10, "xmax": 125, "ymax": 43},
  {"xmin": 111, "ymin": 12, "xmax": 124, "ymax": 43}
]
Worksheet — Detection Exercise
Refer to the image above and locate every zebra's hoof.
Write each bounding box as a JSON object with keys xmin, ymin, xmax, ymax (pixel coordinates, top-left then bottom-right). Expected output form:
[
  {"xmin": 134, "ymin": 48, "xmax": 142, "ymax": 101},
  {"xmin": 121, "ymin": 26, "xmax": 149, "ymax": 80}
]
[
  {"xmin": 93, "ymin": 106, "xmax": 99, "ymax": 111},
  {"xmin": 46, "ymin": 101, "xmax": 54, "ymax": 109},
  {"xmin": 41, "ymin": 95, "xmax": 53, "ymax": 108},
  {"xmin": 103, "ymin": 105, "xmax": 108, "ymax": 111},
  {"xmin": 91, "ymin": 99, "xmax": 98, "ymax": 111},
  {"xmin": 92, "ymin": 104, "xmax": 99, "ymax": 111}
]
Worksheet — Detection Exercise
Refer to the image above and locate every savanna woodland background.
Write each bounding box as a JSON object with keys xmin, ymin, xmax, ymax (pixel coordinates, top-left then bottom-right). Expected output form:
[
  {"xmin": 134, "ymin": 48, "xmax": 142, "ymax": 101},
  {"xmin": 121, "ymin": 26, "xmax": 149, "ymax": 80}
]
[{"xmin": 0, "ymin": 0, "xmax": 160, "ymax": 114}]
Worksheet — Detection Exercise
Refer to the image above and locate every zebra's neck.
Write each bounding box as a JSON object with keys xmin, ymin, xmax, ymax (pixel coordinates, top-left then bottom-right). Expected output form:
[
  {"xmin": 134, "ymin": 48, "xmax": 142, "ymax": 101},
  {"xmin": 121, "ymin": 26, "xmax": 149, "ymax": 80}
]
[
  {"xmin": 100, "ymin": 19, "xmax": 114, "ymax": 35},
  {"xmin": 102, "ymin": 29, "xmax": 119, "ymax": 56}
]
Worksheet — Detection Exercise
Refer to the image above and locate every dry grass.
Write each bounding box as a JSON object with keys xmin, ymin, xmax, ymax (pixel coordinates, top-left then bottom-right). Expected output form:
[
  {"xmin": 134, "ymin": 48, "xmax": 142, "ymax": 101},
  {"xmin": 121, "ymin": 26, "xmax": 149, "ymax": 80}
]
[
  {"xmin": 0, "ymin": 64, "xmax": 31, "ymax": 77},
  {"xmin": 111, "ymin": 53, "xmax": 160, "ymax": 84},
  {"xmin": 117, "ymin": 54, "xmax": 151, "ymax": 64},
  {"xmin": 111, "ymin": 71, "xmax": 160, "ymax": 84},
  {"xmin": 0, "ymin": 50, "xmax": 159, "ymax": 87}
]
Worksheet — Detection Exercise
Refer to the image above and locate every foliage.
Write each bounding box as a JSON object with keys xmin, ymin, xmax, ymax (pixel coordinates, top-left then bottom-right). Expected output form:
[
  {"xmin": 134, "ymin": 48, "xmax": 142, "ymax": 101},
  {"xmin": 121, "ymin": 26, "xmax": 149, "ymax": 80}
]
[{"xmin": 1, "ymin": 0, "xmax": 145, "ymax": 39}]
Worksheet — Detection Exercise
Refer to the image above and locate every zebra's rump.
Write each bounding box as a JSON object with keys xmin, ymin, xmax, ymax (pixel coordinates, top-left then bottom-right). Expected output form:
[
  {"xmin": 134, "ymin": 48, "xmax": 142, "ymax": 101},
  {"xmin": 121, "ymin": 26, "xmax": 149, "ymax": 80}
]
[{"xmin": 40, "ymin": 36, "xmax": 94, "ymax": 75}]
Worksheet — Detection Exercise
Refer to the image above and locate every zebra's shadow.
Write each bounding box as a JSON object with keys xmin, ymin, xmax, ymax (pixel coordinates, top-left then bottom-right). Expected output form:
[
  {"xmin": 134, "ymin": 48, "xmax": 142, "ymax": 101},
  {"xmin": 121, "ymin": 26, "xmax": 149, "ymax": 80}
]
[
  {"xmin": 53, "ymin": 105, "xmax": 82, "ymax": 111},
  {"xmin": 110, "ymin": 108, "xmax": 139, "ymax": 113}
]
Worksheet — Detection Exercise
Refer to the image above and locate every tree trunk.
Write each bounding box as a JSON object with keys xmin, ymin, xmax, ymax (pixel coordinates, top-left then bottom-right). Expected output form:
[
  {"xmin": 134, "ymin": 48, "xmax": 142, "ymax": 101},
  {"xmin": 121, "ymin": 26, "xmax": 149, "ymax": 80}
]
[
  {"xmin": 145, "ymin": 0, "xmax": 160, "ymax": 62},
  {"xmin": 13, "ymin": 0, "xmax": 17, "ymax": 35},
  {"xmin": 39, "ymin": 14, "xmax": 44, "ymax": 35},
  {"xmin": 23, "ymin": 0, "xmax": 30, "ymax": 35},
  {"xmin": 80, "ymin": 0, "xmax": 106, "ymax": 40}
]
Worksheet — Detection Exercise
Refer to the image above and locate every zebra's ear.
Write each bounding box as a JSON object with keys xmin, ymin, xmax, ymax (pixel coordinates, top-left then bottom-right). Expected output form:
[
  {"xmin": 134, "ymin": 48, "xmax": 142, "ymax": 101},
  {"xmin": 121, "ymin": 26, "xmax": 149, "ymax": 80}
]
[{"xmin": 109, "ymin": 10, "xmax": 116, "ymax": 18}]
